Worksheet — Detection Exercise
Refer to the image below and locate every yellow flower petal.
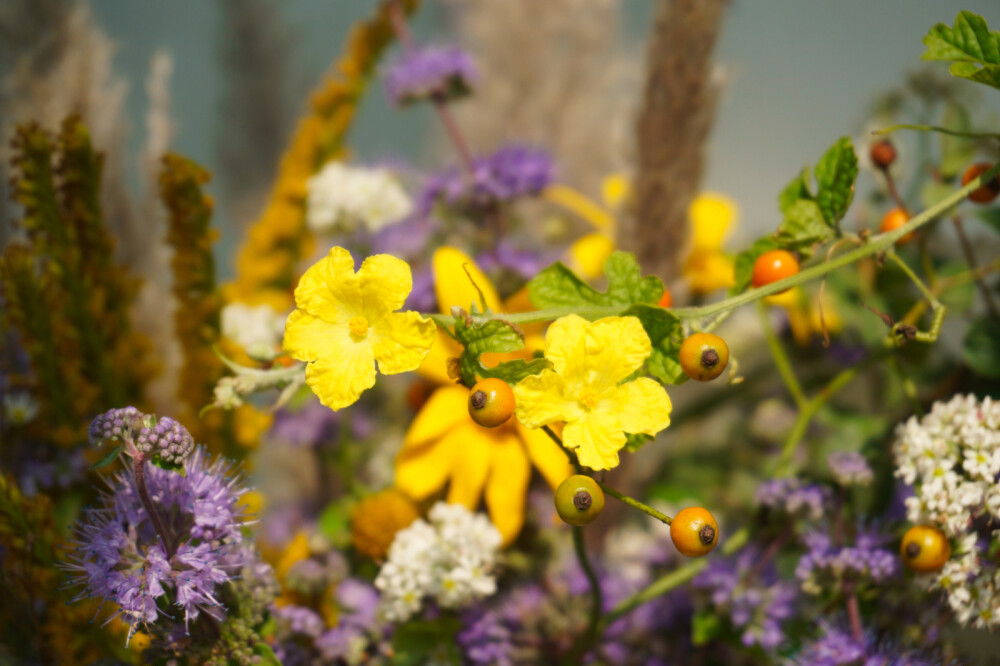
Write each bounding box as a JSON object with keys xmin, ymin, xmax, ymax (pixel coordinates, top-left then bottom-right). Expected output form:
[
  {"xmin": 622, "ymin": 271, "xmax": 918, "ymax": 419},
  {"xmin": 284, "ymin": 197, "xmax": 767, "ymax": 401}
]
[
  {"xmin": 581, "ymin": 316, "xmax": 651, "ymax": 388},
  {"xmin": 568, "ymin": 233, "xmax": 615, "ymax": 280},
  {"xmin": 396, "ymin": 425, "xmax": 462, "ymax": 500},
  {"xmin": 513, "ymin": 370, "xmax": 581, "ymax": 428},
  {"xmin": 417, "ymin": 330, "xmax": 463, "ymax": 384},
  {"xmin": 606, "ymin": 377, "xmax": 672, "ymax": 436},
  {"xmin": 541, "ymin": 315, "xmax": 589, "ymax": 379},
  {"xmin": 602, "ymin": 173, "xmax": 631, "ymax": 209},
  {"xmin": 517, "ymin": 421, "xmax": 573, "ymax": 489},
  {"xmin": 283, "ymin": 309, "xmax": 351, "ymax": 362},
  {"xmin": 445, "ymin": 422, "xmax": 494, "ymax": 509},
  {"xmin": 358, "ymin": 253, "xmax": 414, "ymax": 319},
  {"xmin": 372, "ymin": 310, "xmax": 436, "ymax": 374},
  {"xmin": 684, "ymin": 250, "xmax": 735, "ymax": 294},
  {"xmin": 303, "ymin": 343, "xmax": 376, "ymax": 411},
  {"xmin": 562, "ymin": 412, "xmax": 627, "ymax": 471},
  {"xmin": 399, "ymin": 385, "xmax": 469, "ymax": 452},
  {"xmin": 293, "ymin": 246, "xmax": 362, "ymax": 320},
  {"xmin": 690, "ymin": 193, "xmax": 738, "ymax": 252},
  {"xmin": 484, "ymin": 432, "xmax": 531, "ymax": 545},
  {"xmin": 432, "ymin": 246, "xmax": 502, "ymax": 314}
]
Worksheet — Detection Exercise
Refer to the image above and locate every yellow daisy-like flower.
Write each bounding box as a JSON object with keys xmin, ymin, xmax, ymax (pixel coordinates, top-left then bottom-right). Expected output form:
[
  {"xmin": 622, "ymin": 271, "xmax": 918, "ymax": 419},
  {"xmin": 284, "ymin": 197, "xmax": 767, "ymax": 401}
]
[
  {"xmin": 683, "ymin": 193, "xmax": 739, "ymax": 294},
  {"xmin": 283, "ymin": 246, "xmax": 436, "ymax": 410},
  {"xmin": 545, "ymin": 175, "xmax": 627, "ymax": 280},
  {"xmin": 514, "ymin": 315, "xmax": 672, "ymax": 471}
]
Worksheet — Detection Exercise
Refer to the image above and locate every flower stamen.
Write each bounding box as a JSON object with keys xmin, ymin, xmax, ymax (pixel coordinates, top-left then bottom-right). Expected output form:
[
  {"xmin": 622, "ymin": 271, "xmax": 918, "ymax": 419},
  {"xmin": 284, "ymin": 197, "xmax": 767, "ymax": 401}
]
[{"xmin": 349, "ymin": 316, "xmax": 369, "ymax": 338}]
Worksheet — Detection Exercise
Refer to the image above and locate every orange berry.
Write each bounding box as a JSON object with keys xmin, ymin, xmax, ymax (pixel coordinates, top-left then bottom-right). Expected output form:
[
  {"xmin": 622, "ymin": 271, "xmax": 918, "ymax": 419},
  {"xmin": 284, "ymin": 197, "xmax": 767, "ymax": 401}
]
[
  {"xmin": 751, "ymin": 249, "xmax": 799, "ymax": 292},
  {"xmin": 658, "ymin": 289, "xmax": 673, "ymax": 309},
  {"xmin": 678, "ymin": 332, "xmax": 729, "ymax": 382},
  {"xmin": 468, "ymin": 378, "xmax": 515, "ymax": 428},
  {"xmin": 900, "ymin": 525, "xmax": 950, "ymax": 573},
  {"xmin": 670, "ymin": 507, "xmax": 719, "ymax": 557},
  {"xmin": 880, "ymin": 207, "xmax": 914, "ymax": 244},
  {"xmin": 870, "ymin": 140, "xmax": 897, "ymax": 170},
  {"xmin": 961, "ymin": 162, "xmax": 1000, "ymax": 204}
]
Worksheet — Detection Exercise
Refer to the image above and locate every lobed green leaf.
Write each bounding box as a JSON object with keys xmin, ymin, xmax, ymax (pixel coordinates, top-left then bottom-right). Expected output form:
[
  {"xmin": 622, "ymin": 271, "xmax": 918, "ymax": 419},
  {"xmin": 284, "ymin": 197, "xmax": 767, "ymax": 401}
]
[
  {"xmin": 923, "ymin": 11, "xmax": 1000, "ymax": 91},
  {"xmin": 625, "ymin": 304, "xmax": 688, "ymax": 386},
  {"xmin": 813, "ymin": 136, "xmax": 858, "ymax": 225},
  {"xmin": 775, "ymin": 199, "xmax": 834, "ymax": 258},
  {"xmin": 528, "ymin": 251, "xmax": 663, "ymax": 312}
]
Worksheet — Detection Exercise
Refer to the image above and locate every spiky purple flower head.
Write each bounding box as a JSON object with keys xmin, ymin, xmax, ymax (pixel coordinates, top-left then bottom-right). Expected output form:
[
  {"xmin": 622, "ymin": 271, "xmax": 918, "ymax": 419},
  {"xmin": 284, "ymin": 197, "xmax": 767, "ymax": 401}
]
[
  {"xmin": 61, "ymin": 448, "xmax": 253, "ymax": 641},
  {"xmin": 756, "ymin": 478, "xmax": 830, "ymax": 521},
  {"xmin": 796, "ymin": 526, "xmax": 899, "ymax": 594},
  {"xmin": 795, "ymin": 623, "xmax": 936, "ymax": 665},
  {"xmin": 88, "ymin": 407, "xmax": 195, "ymax": 467},
  {"xmin": 384, "ymin": 45, "xmax": 478, "ymax": 106}
]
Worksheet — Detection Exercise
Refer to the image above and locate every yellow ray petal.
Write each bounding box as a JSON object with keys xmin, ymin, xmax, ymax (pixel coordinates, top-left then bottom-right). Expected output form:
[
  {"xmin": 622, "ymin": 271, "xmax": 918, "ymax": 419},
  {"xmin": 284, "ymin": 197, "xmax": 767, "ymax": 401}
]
[
  {"xmin": 690, "ymin": 193, "xmax": 738, "ymax": 252},
  {"xmin": 684, "ymin": 250, "xmax": 735, "ymax": 294},
  {"xmin": 445, "ymin": 422, "xmax": 495, "ymax": 509},
  {"xmin": 606, "ymin": 377, "xmax": 672, "ymax": 436},
  {"xmin": 396, "ymin": 426, "xmax": 462, "ymax": 500},
  {"xmin": 358, "ymin": 253, "xmax": 413, "ymax": 319},
  {"xmin": 283, "ymin": 309, "xmax": 350, "ymax": 362},
  {"xmin": 484, "ymin": 432, "xmax": 531, "ymax": 544},
  {"xmin": 513, "ymin": 370, "xmax": 581, "ymax": 428},
  {"xmin": 371, "ymin": 310, "xmax": 436, "ymax": 374},
  {"xmin": 542, "ymin": 314, "xmax": 589, "ymax": 379},
  {"xmin": 568, "ymin": 233, "xmax": 615, "ymax": 280},
  {"xmin": 303, "ymin": 342, "xmax": 376, "ymax": 411},
  {"xmin": 563, "ymin": 412, "xmax": 627, "ymax": 471},
  {"xmin": 517, "ymin": 421, "xmax": 573, "ymax": 489},
  {"xmin": 432, "ymin": 247, "xmax": 502, "ymax": 314},
  {"xmin": 543, "ymin": 184, "xmax": 616, "ymax": 232},
  {"xmin": 582, "ymin": 316, "xmax": 652, "ymax": 388},
  {"xmin": 417, "ymin": 329, "xmax": 463, "ymax": 384},
  {"xmin": 601, "ymin": 174, "xmax": 631, "ymax": 209},
  {"xmin": 293, "ymin": 246, "xmax": 363, "ymax": 320},
  {"xmin": 400, "ymin": 385, "xmax": 470, "ymax": 452}
]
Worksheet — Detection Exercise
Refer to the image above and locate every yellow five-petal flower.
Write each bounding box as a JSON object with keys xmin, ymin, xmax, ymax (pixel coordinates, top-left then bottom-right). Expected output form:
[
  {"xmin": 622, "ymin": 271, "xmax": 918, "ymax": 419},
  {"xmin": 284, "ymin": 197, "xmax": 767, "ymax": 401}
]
[
  {"xmin": 514, "ymin": 315, "xmax": 672, "ymax": 470},
  {"xmin": 283, "ymin": 246, "xmax": 436, "ymax": 410}
]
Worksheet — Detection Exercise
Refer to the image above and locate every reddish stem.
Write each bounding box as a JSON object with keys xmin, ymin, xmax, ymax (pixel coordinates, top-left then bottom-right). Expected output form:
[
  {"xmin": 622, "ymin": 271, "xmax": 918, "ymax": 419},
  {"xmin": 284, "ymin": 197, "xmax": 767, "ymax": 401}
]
[
  {"xmin": 132, "ymin": 455, "xmax": 175, "ymax": 560},
  {"xmin": 880, "ymin": 166, "xmax": 909, "ymax": 216},
  {"xmin": 845, "ymin": 585, "xmax": 864, "ymax": 643}
]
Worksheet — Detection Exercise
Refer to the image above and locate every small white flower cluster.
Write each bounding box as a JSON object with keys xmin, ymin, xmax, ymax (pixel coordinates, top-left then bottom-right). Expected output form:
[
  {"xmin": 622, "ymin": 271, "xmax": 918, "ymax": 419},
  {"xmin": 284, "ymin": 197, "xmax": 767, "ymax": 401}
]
[
  {"xmin": 893, "ymin": 393, "xmax": 1000, "ymax": 629},
  {"xmin": 220, "ymin": 302, "xmax": 287, "ymax": 353},
  {"xmin": 374, "ymin": 502, "xmax": 502, "ymax": 623},
  {"xmin": 306, "ymin": 162, "xmax": 413, "ymax": 234},
  {"xmin": 3, "ymin": 391, "xmax": 40, "ymax": 425}
]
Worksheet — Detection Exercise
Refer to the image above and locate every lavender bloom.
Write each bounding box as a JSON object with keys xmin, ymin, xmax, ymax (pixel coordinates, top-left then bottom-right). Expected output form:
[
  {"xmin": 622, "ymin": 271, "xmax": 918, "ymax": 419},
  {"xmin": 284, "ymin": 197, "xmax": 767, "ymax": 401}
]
[
  {"xmin": 384, "ymin": 45, "xmax": 478, "ymax": 106},
  {"xmin": 418, "ymin": 145, "xmax": 555, "ymax": 217},
  {"xmin": 828, "ymin": 451, "xmax": 874, "ymax": 486},
  {"xmin": 134, "ymin": 416, "xmax": 195, "ymax": 465},
  {"xmin": 62, "ymin": 448, "xmax": 254, "ymax": 640},
  {"xmin": 313, "ymin": 579, "xmax": 384, "ymax": 662},
  {"xmin": 269, "ymin": 399, "xmax": 375, "ymax": 447},
  {"xmin": 476, "ymin": 242, "xmax": 557, "ymax": 280},
  {"xmin": 695, "ymin": 546, "xmax": 797, "ymax": 650},
  {"xmin": 88, "ymin": 406, "xmax": 144, "ymax": 444},
  {"xmin": 458, "ymin": 608, "xmax": 514, "ymax": 666},
  {"xmin": 756, "ymin": 478, "xmax": 830, "ymax": 521},
  {"xmin": 795, "ymin": 624, "xmax": 936, "ymax": 666},
  {"xmin": 275, "ymin": 605, "xmax": 324, "ymax": 639},
  {"xmin": 796, "ymin": 528, "xmax": 899, "ymax": 595}
]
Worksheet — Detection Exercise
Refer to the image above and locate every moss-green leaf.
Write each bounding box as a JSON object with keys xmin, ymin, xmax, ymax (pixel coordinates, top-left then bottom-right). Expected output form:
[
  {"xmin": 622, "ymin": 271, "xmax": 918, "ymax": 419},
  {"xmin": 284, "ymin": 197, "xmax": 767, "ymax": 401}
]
[
  {"xmin": 453, "ymin": 316, "xmax": 527, "ymax": 386},
  {"xmin": 89, "ymin": 444, "xmax": 123, "ymax": 471},
  {"xmin": 775, "ymin": 199, "xmax": 834, "ymax": 258},
  {"xmin": 778, "ymin": 166, "xmax": 812, "ymax": 215},
  {"xmin": 813, "ymin": 137, "xmax": 858, "ymax": 225},
  {"xmin": 528, "ymin": 251, "xmax": 662, "ymax": 311},
  {"xmin": 625, "ymin": 304, "xmax": 688, "ymax": 385},
  {"xmin": 923, "ymin": 12, "xmax": 1000, "ymax": 91}
]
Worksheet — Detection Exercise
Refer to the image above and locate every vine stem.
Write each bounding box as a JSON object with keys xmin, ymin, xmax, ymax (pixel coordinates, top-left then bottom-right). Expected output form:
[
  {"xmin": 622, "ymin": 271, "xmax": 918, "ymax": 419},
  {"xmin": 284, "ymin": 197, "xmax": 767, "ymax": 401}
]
[
  {"xmin": 423, "ymin": 161, "xmax": 1000, "ymax": 329},
  {"xmin": 758, "ymin": 301, "xmax": 807, "ymax": 409},
  {"xmin": 599, "ymin": 483, "xmax": 672, "ymax": 525},
  {"xmin": 568, "ymin": 526, "xmax": 603, "ymax": 664},
  {"xmin": 131, "ymin": 455, "xmax": 175, "ymax": 560}
]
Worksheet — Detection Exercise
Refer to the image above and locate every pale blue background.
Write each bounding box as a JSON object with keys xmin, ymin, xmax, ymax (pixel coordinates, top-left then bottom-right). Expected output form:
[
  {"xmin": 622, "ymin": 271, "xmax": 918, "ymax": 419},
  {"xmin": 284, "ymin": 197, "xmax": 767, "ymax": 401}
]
[{"xmin": 92, "ymin": 1, "xmax": 999, "ymax": 249}]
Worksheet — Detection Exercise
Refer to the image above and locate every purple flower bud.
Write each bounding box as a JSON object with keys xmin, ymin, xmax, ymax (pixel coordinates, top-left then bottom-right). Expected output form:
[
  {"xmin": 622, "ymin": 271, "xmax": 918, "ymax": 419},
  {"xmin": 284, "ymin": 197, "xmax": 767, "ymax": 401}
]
[{"xmin": 384, "ymin": 45, "xmax": 478, "ymax": 106}]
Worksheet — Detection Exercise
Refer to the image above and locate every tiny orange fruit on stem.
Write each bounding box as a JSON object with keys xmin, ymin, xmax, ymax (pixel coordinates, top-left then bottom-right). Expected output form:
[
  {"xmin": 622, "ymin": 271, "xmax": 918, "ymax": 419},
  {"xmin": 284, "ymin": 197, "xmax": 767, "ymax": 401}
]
[
  {"xmin": 870, "ymin": 139, "xmax": 897, "ymax": 170},
  {"xmin": 679, "ymin": 332, "xmax": 730, "ymax": 382},
  {"xmin": 751, "ymin": 249, "xmax": 800, "ymax": 292},
  {"xmin": 900, "ymin": 525, "xmax": 950, "ymax": 573},
  {"xmin": 880, "ymin": 207, "xmax": 914, "ymax": 244},
  {"xmin": 670, "ymin": 507, "xmax": 719, "ymax": 557},
  {"xmin": 554, "ymin": 475, "xmax": 605, "ymax": 526},
  {"xmin": 658, "ymin": 288, "xmax": 673, "ymax": 308},
  {"xmin": 468, "ymin": 378, "xmax": 515, "ymax": 428},
  {"xmin": 961, "ymin": 162, "xmax": 1000, "ymax": 204}
]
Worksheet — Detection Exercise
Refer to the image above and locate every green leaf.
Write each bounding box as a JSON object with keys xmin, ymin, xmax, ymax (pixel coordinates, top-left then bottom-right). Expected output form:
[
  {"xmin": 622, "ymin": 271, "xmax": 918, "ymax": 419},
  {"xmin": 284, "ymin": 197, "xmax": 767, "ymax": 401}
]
[
  {"xmin": 625, "ymin": 304, "xmax": 688, "ymax": 385},
  {"xmin": 975, "ymin": 207, "xmax": 1000, "ymax": 234},
  {"xmin": 923, "ymin": 12, "xmax": 1000, "ymax": 91},
  {"xmin": 474, "ymin": 357, "xmax": 551, "ymax": 384},
  {"xmin": 317, "ymin": 498, "xmax": 353, "ymax": 545},
  {"xmin": 89, "ymin": 444, "xmax": 122, "ymax": 471},
  {"xmin": 624, "ymin": 432, "xmax": 653, "ymax": 453},
  {"xmin": 150, "ymin": 457, "xmax": 185, "ymax": 475},
  {"xmin": 940, "ymin": 102, "xmax": 977, "ymax": 178},
  {"xmin": 252, "ymin": 642, "xmax": 284, "ymax": 666},
  {"xmin": 392, "ymin": 618, "xmax": 462, "ymax": 665},
  {"xmin": 692, "ymin": 607, "xmax": 724, "ymax": 646},
  {"xmin": 528, "ymin": 251, "xmax": 662, "ymax": 311},
  {"xmin": 453, "ymin": 314, "xmax": 533, "ymax": 385},
  {"xmin": 732, "ymin": 237, "xmax": 781, "ymax": 294},
  {"xmin": 963, "ymin": 316, "xmax": 1000, "ymax": 378},
  {"xmin": 920, "ymin": 180, "xmax": 956, "ymax": 212},
  {"xmin": 813, "ymin": 137, "xmax": 858, "ymax": 225},
  {"xmin": 775, "ymin": 199, "xmax": 834, "ymax": 258},
  {"xmin": 778, "ymin": 166, "xmax": 812, "ymax": 215}
]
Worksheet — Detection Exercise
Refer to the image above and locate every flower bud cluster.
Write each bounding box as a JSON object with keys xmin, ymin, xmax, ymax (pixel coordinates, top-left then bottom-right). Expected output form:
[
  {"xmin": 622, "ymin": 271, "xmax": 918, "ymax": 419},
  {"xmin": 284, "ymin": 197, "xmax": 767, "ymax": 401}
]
[
  {"xmin": 134, "ymin": 416, "xmax": 195, "ymax": 465},
  {"xmin": 88, "ymin": 407, "xmax": 195, "ymax": 466}
]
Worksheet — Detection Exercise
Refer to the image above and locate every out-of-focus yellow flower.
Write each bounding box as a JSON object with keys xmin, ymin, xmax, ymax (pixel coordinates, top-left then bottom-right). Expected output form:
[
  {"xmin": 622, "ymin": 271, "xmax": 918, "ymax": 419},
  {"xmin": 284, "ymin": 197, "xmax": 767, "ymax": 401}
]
[
  {"xmin": 284, "ymin": 247, "xmax": 436, "ymax": 410},
  {"xmin": 602, "ymin": 173, "xmax": 631, "ymax": 209},
  {"xmin": 396, "ymin": 385, "xmax": 571, "ymax": 544},
  {"xmin": 350, "ymin": 488, "xmax": 419, "ymax": 560},
  {"xmin": 546, "ymin": 175, "xmax": 629, "ymax": 280},
  {"xmin": 514, "ymin": 315, "xmax": 672, "ymax": 471},
  {"xmin": 683, "ymin": 193, "xmax": 739, "ymax": 293},
  {"xmin": 765, "ymin": 286, "xmax": 843, "ymax": 346},
  {"xmin": 238, "ymin": 490, "xmax": 265, "ymax": 518},
  {"xmin": 276, "ymin": 531, "xmax": 312, "ymax": 583},
  {"xmin": 233, "ymin": 404, "xmax": 273, "ymax": 450}
]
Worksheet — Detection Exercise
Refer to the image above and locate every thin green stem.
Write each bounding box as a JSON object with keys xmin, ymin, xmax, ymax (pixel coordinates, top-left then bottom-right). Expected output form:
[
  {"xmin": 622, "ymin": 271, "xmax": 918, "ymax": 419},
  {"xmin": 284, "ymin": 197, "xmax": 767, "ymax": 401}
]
[
  {"xmin": 570, "ymin": 526, "xmax": 602, "ymax": 663},
  {"xmin": 758, "ymin": 301, "xmax": 807, "ymax": 409},
  {"xmin": 599, "ymin": 484, "xmax": 672, "ymax": 525},
  {"xmin": 888, "ymin": 251, "xmax": 941, "ymax": 308},
  {"xmin": 874, "ymin": 123, "xmax": 1000, "ymax": 142}
]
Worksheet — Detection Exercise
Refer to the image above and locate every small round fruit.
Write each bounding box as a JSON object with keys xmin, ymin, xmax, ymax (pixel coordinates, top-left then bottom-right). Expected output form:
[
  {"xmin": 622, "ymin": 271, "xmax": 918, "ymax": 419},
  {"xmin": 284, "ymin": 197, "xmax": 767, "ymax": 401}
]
[
  {"xmin": 880, "ymin": 207, "xmax": 914, "ymax": 244},
  {"xmin": 900, "ymin": 525, "xmax": 950, "ymax": 573},
  {"xmin": 670, "ymin": 507, "xmax": 719, "ymax": 557},
  {"xmin": 658, "ymin": 288, "xmax": 673, "ymax": 308},
  {"xmin": 679, "ymin": 332, "xmax": 730, "ymax": 382},
  {"xmin": 751, "ymin": 249, "xmax": 800, "ymax": 292},
  {"xmin": 555, "ymin": 475, "xmax": 605, "ymax": 526},
  {"xmin": 468, "ymin": 378, "xmax": 515, "ymax": 428},
  {"xmin": 961, "ymin": 162, "xmax": 1000, "ymax": 204},
  {"xmin": 869, "ymin": 140, "xmax": 897, "ymax": 170}
]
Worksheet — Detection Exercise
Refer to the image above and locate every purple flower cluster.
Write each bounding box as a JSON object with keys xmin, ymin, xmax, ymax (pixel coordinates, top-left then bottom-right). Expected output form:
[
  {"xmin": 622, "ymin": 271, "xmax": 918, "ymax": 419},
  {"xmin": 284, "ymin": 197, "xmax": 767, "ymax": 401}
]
[
  {"xmin": 62, "ymin": 448, "xmax": 253, "ymax": 639},
  {"xmin": 269, "ymin": 399, "xmax": 374, "ymax": 447},
  {"xmin": 695, "ymin": 547, "xmax": 797, "ymax": 650},
  {"xmin": 828, "ymin": 451, "xmax": 874, "ymax": 486},
  {"xmin": 88, "ymin": 405, "xmax": 144, "ymax": 444},
  {"xmin": 275, "ymin": 605, "xmax": 324, "ymax": 638},
  {"xmin": 418, "ymin": 144, "xmax": 556, "ymax": 217},
  {"xmin": 384, "ymin": 45, "xmax": 478, "ymax": 106},
  {"xmin": 756, "ymin": 478, "xmax": 830, "ymax": 521},
  {"xmin": 134, "ymin": 415, "xmax": 195, "ymax": 465},
  {"xmin": 796, "ymin": 529, "xmax": 899, "ymax": 594},
  {"xmin": 795, "ymin": 624, "xmax": 935, "ymax": 666}
]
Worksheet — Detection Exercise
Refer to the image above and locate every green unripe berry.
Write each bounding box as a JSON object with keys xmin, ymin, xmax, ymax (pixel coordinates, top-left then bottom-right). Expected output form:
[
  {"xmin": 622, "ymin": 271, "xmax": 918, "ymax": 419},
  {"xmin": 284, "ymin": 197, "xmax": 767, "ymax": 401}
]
[{"xmin": 554, "ymin": 475, "xmax": 605, "ymax": 526}]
